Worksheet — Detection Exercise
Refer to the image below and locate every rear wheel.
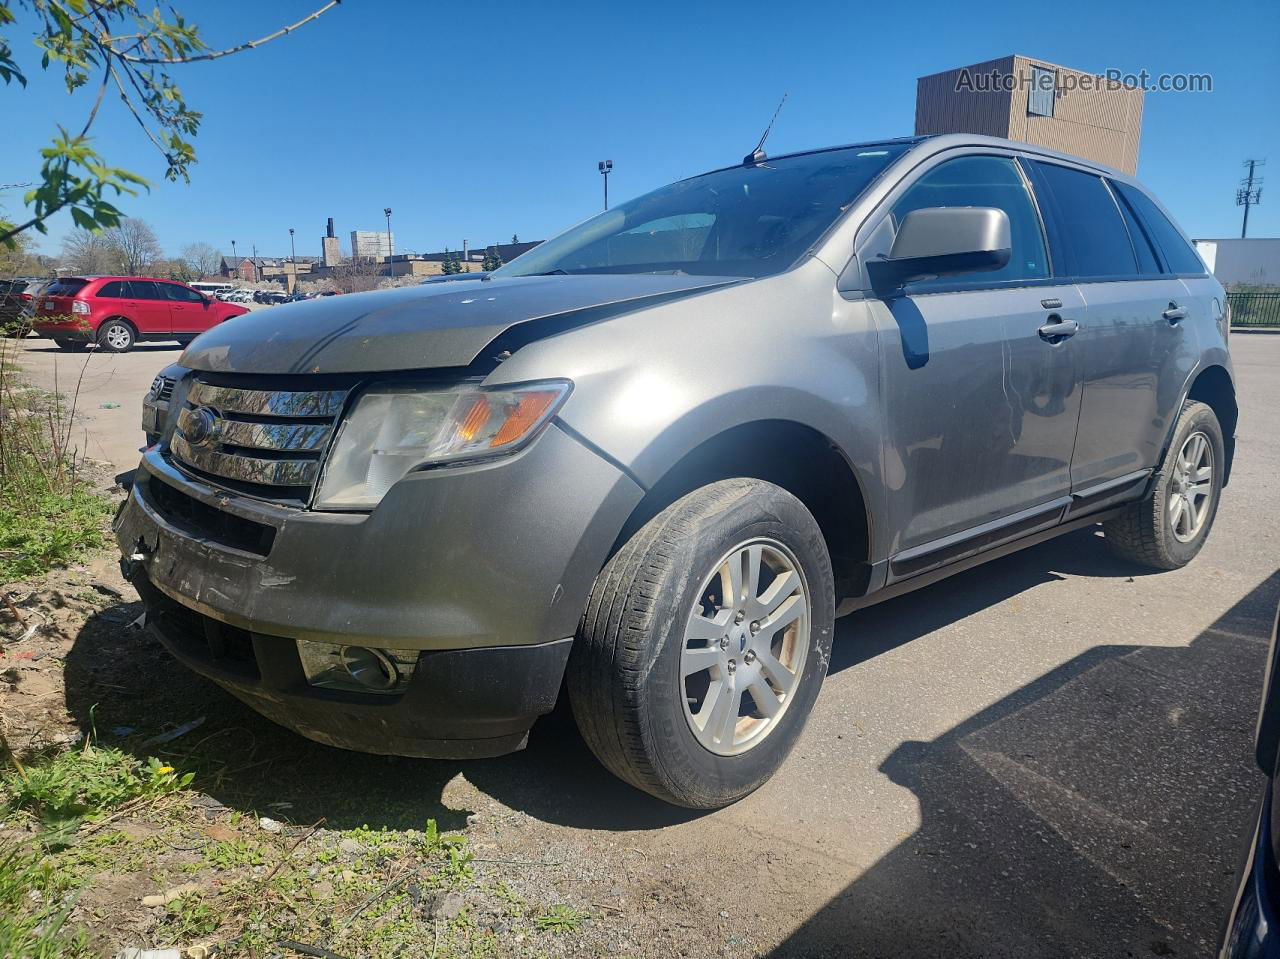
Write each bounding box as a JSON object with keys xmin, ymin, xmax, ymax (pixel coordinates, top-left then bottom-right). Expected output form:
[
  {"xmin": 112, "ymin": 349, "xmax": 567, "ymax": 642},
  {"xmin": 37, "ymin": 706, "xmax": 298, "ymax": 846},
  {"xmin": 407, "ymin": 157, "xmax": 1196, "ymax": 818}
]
[
  {"xmin": 568, "ymin": 478, "xmax": 835, "ymax": 808},
  {"xmin": 1103, "ymin": 400, "xmax": 1224, "ymax": 569},
  {"xmin": 97, "ymin": 319, "xmax": 135, "ymax": 353}
]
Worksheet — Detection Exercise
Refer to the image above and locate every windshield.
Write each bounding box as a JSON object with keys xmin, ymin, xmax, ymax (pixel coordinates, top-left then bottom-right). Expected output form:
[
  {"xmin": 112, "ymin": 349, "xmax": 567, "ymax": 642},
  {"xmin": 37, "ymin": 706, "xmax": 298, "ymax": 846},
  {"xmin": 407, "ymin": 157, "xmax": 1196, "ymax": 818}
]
[{"xmin": 496, "ymin": 143, "xmax": 910, "ymax": 279}]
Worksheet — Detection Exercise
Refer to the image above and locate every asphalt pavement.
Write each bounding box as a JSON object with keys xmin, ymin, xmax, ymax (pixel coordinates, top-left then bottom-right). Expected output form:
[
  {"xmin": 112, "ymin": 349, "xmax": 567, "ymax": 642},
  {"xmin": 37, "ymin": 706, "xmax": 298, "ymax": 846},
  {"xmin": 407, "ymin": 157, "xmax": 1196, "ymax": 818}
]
[{"xmin": 15, "ymin": 331, "xmax": 1280, "ymax": 957}]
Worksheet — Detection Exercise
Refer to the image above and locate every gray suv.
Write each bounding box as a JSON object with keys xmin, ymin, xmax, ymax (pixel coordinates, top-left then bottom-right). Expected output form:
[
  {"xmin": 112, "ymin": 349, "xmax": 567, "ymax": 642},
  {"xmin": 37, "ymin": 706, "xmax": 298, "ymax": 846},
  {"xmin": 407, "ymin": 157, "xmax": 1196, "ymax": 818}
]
[{"xmin": 115, "ymin": 134, "xmax": 1235, "ymax": 808}]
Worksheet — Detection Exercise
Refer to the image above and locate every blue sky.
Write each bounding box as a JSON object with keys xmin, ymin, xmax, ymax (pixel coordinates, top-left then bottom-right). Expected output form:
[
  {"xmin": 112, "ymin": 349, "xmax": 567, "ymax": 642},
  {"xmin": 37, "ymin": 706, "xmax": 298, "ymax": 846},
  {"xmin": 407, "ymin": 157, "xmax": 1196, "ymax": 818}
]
[{"xmin": 5, "ymin": 0, "xmax": 1278, "ymax": 260}]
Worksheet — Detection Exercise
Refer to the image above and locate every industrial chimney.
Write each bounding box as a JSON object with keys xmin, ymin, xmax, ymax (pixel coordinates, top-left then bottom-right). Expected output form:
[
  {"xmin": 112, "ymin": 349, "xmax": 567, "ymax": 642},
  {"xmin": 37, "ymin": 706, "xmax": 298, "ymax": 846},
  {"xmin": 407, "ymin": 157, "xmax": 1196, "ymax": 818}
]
[{"xmin": 321, "ymin": 217, "xmax": 342, "ymax": 267}]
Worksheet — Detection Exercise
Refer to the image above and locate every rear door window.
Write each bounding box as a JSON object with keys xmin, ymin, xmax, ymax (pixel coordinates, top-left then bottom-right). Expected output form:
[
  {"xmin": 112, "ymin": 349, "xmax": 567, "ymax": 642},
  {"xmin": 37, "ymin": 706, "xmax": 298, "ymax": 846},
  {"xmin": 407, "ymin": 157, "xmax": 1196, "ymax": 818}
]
[
  {"xmin": 1110, "ymin": 182, "xmax": 1207, "ymax": 275},
  {"xmin": 1027, "ymin": 161, "xmax": 1137, "ymax": 278},
  {"xmin": 889, "ymin": 154, "xmax": 1049, "ymax": 286},
  {"xmin": 161, "ymin": 283, "xmax": 204, "ymax": 303},
  {"xmin": 127, "ymin": 280, "xmax": 163, "ymax": 299},
  {"xmin": 97, "ymin": 281, "xmax": 128, "ymax": 298}
]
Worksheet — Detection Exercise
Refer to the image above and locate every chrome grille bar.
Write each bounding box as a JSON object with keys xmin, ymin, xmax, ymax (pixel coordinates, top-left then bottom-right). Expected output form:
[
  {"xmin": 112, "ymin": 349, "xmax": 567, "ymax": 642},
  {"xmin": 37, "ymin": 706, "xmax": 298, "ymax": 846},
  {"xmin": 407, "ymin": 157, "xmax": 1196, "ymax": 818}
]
[
  {"xmin": 176, "ymin": 408, "xmax": 330, "ymax": 452},
  {"xmin": 172, "ymin": 435, "xmax": 319, "ymax": 487},
  {"xmin": 187, "ymin": 382, "xmax": 346, "ymax": 418}
]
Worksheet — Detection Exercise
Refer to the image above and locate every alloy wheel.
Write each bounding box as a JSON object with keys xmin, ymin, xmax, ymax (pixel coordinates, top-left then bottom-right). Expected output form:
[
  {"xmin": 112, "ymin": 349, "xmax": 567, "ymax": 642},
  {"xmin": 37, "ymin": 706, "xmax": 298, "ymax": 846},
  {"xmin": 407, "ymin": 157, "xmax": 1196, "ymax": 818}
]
[
  {"xmin": 105, "ymin": 324, "xmax": 131, "ymax": 350},
  {"xmin": 680, "ymin": 538, "xmax": 811, "ymax": 757},
  {"xmin": 1169, "ymin": 431, "xmax": 1214, "ymax": 543}
]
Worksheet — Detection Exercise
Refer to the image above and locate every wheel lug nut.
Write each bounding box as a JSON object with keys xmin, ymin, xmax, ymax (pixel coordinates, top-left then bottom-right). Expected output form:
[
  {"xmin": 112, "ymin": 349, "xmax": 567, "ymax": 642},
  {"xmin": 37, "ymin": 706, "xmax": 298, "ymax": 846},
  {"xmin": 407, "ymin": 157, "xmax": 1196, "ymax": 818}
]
[
  {"xmin": 727, "ymin": 659, "xmax": 737, "ymax": 672},
  {"xmin": 734, "ymin": 611, "xmax": 745, "ymax": 625},
  {"xmin": 744, "ymin": 651, "xmax": 756, "ymax": 664},
  {"xmin": 719, "ymin": 636, "xmax": 729, "ymax": 650},
  {"xmin": 750, "ymin": 620, "xmax": 760, "ymax": 634}
]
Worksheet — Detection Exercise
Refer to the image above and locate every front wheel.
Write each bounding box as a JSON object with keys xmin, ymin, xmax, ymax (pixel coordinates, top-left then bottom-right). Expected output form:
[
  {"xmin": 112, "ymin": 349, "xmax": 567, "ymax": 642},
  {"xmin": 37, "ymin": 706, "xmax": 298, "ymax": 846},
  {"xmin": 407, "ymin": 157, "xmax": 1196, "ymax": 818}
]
[
  {"xmin": 1103, "ymin": 400, "xmax": 1224, "ymax": 569},
  {"xmin": 568, "ymin": 478, "xmax": 835, "ymax": 808}
]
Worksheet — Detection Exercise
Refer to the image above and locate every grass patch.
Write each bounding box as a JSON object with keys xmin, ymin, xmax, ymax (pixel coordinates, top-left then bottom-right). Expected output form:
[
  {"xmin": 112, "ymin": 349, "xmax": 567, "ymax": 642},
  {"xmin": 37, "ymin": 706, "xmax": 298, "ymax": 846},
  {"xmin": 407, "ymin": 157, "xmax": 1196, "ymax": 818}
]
[
  {"xmin": 534, "ymin": 904, "xmax": 586, "ymax": 933},
  {"xmin": 0, "ymin": 842, "xmax": 92, "ymax": 959},
  {"xmin": 0, "ymin": 347, "xmax": 113, "ymax": 582},
  {"xmin": 2, "ymin": 742, "xmax": 193, "ymax": 844}
]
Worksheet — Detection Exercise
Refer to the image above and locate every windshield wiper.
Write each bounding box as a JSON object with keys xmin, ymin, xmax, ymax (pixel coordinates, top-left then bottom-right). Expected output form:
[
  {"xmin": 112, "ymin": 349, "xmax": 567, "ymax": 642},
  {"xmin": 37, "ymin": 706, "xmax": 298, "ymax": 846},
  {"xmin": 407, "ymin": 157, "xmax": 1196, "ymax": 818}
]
[{"xmin": 530, "ymin": 269, "xmax": 570, "ymax": 276}]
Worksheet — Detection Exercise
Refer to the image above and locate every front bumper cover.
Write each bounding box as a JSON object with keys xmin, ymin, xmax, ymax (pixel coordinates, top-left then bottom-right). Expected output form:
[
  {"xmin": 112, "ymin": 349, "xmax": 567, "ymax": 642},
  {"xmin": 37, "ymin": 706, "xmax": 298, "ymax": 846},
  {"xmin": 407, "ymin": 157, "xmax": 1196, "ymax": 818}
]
[{"xmin": 115, "ymin": 422, "xmax": 644, "ymax": 756}]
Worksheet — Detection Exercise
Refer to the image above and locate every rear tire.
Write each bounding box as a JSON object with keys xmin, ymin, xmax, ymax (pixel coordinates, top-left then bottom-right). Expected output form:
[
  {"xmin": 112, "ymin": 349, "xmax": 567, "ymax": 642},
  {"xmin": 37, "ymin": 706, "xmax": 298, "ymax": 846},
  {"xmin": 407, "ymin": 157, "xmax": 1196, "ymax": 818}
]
[
  {"xmin": 97, "ymin": 319, "xmax": 135, "ymax": 353},
  {"xmin": 1103, "ymin": 400, "xmax": 1224, "ymax": 569},
  {"xmin": 53, "ymin": 337, "xmax": 87, "ymax": 352},
  {"xmin": 568, "ymin": 478, "xmax": 835, "ymax": 808}
]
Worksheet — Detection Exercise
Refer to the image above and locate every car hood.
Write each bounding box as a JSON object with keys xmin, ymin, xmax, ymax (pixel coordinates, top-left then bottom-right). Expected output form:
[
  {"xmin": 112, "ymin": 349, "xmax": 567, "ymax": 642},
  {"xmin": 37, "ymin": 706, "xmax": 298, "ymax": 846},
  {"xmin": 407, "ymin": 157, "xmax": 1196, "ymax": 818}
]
[{"xmin": 179, "ymin": 274, "xmax": 737, "ymax": 375}]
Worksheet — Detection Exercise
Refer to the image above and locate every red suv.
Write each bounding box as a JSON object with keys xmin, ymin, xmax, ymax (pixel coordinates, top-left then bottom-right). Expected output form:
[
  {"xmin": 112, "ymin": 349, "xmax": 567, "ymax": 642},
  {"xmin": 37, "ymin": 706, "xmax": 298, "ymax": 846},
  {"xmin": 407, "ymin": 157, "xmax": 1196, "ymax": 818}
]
[{"xmin": 32, "ymin": 276, "xmax": 250, "ymax": 353}]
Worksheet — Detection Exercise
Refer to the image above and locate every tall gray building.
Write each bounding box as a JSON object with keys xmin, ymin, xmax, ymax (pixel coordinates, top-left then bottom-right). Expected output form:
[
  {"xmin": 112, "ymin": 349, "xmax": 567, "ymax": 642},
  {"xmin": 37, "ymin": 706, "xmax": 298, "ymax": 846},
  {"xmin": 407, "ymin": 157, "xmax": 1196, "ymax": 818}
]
[{"xmin": 351, "ymin": 230, "xmax": 394, "ymax": 260}]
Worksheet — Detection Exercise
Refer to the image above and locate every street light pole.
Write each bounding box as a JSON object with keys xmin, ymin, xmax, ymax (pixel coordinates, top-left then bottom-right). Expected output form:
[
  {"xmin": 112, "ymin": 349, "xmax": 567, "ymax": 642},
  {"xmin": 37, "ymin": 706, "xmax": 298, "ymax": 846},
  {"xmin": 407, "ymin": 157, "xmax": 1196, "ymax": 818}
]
[
  {"xmin": 384, "ymin": 207, "xmax": 393, "ymax": 276},
  {"xmin": 598, "ymin": 160, "xmax": 613, "ymax": 210},
  {"xmin": 231, "ymin": 239, "xmax": 237, "ymax": 278},
  {"xmin": 288, "ymin": 228, "xmax": 297, "ymax": 293}
]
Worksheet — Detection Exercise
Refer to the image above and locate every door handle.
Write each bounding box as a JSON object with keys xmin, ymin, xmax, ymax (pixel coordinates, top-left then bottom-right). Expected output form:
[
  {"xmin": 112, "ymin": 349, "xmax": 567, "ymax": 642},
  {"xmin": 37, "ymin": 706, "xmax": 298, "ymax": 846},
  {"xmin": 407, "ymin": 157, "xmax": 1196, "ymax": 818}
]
[
  {"xmin": 1038, "ymin": 314, "xmax": 1079, "ymax": 343},
  {"xmin": 1163, "ymin": 303, "xmax": 1187, "ymax": 323}
]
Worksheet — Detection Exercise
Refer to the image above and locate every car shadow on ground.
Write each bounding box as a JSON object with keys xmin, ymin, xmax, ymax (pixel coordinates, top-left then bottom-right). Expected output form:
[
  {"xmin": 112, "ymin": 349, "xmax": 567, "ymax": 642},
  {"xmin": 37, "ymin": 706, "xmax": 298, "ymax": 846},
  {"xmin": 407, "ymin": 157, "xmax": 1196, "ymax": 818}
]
[
  {"xmin": 21, "ymin": 342, "xmax": 184, "ymax": 354},
  {"xmin": 769, "ymin": 569, "xmax": 1280, "ymax": 958},
  {"xmin": 63, "ymin": 525, "xmax": 1207, "ymax": 840}
]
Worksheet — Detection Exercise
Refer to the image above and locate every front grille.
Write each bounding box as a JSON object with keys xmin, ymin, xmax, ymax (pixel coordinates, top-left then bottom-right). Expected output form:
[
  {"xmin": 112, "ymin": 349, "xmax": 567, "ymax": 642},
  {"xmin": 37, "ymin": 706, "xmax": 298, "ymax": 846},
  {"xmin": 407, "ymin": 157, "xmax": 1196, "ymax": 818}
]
[
  {"xmin": 150, "ymin": 374, "xmax": 175, "ymax": 402},
  {"xmin": 169, "ymin": 378, "xmax": 348, "ymax": 502}
]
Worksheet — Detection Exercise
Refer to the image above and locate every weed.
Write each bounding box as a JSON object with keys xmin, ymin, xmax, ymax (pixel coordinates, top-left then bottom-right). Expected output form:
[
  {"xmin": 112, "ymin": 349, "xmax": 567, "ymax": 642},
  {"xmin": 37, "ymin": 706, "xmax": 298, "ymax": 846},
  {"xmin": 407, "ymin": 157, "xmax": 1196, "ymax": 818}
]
[
  {"xmin": 2, "ymin": 744, "xmax": 193, "ymax": 841},
  {"xmin": 205, "ymin": 837, "xmax": 268, "ymax": 870},
  {"xmin": 534, "ymin": 904, "xmax": 585, "ymax": 933}
]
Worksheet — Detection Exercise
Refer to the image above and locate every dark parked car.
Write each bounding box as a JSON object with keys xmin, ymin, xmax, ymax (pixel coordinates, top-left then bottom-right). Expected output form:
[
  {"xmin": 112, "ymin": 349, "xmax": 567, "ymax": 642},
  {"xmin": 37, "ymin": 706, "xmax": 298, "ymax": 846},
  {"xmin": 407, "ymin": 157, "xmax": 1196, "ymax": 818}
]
[
  {"xmin": 115, "ymin": 133, "xmax": 1235, "ymax": 808},
  {"xmin": 0, "ymin": 277, "xmax": 48, "ymax": 336},
  {"xmin": 1221, "ymin": 602, "xmax": 1280, "ymax": 958},
  {"xmin": 32, "ymin": 276, "xmax": 250, "ymax": 352}
]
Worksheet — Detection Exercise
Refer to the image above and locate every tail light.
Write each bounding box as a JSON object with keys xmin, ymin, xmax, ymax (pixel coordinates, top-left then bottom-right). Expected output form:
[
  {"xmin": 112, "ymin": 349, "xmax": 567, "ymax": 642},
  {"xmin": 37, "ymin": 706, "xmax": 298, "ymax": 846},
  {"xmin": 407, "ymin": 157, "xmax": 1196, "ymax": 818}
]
[
  {"xmin": 71, "ymin": 300, "xmax": 89, "ymax": 314},
  {"xmin": 19, "ymin": 293, "xmax": 31, "ymax": 301}
]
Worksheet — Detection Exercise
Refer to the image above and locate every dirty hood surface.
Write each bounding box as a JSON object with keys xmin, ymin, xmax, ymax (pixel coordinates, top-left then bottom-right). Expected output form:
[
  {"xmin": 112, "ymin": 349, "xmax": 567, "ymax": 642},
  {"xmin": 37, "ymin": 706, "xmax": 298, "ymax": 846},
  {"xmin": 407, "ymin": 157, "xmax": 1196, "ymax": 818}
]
[{"xmin": 179, "ymin": 274, "xmax": 735, "ymax": 375}]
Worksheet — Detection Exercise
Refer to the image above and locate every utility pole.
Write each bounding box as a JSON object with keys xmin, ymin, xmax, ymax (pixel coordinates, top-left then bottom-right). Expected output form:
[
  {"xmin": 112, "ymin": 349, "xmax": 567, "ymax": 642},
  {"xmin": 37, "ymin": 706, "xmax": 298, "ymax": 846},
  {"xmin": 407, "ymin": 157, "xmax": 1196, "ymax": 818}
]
[
  {"xmin": 1237, "ymin": 159, "xmax": 1265, "ymax": 239},
  {"xmin": 288, "ymin": 228, "xmax": 297, "ymax": 293},
  {"xmin": 598, "ymin": 160, "xmax": 613, "ymax": 210},
  {"xmin": 230, "ymin": 239, "xmax": 237, "ymax": 278},
  {"xmin": 384, "ymin": 207, "xmax": 393, "ymax": 276}
]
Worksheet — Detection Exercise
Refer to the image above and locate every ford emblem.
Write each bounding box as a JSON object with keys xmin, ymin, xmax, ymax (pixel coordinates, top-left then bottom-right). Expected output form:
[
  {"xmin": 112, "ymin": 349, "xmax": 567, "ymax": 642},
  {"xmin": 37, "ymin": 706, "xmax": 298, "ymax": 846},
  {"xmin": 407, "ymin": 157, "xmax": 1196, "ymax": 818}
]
[{"xmin": 185, "ymin": 407, "xmax": 220, "ymax": 447}]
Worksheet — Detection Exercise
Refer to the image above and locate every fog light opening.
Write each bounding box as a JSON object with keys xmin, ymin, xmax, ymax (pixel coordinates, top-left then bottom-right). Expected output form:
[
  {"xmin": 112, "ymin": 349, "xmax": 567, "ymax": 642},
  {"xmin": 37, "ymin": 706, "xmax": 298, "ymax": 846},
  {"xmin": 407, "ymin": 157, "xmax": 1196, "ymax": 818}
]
[{"xmin": 339, "ymin": 645, "xmax": 398, "ymax": 690}]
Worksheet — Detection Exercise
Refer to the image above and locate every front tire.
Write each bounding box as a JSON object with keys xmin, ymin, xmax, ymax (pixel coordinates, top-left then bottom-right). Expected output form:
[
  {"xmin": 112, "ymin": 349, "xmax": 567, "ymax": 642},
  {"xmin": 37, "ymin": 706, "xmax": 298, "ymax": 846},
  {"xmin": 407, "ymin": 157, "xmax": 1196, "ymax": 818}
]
[
  {"xmin": 97, "ymin": 319, "xmax": 135, "ymax": 353},
  {"xmin": 1103, "ymin": 400, "xmax": 1224, "ymax": 569},
  {"xmin": 568, "ymin": 479, "xmax": 835, "ymax": 808}
]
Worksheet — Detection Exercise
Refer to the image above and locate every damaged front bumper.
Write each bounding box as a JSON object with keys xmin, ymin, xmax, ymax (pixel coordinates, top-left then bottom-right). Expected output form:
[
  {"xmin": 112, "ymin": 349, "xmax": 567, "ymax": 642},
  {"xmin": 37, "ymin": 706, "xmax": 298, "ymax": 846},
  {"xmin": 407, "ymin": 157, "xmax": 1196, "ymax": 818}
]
[{"xmin": 114, "ymin": 425, "xmax": 643, "ymax": 758}]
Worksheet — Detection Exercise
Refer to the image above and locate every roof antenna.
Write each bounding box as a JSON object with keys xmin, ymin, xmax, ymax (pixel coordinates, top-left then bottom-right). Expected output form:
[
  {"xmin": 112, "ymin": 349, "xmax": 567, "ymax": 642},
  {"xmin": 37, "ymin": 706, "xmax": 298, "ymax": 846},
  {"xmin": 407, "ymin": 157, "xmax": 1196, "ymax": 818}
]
[{"xmin": 744, "ymin": 92, "xmax": 788, "ymax": 166}]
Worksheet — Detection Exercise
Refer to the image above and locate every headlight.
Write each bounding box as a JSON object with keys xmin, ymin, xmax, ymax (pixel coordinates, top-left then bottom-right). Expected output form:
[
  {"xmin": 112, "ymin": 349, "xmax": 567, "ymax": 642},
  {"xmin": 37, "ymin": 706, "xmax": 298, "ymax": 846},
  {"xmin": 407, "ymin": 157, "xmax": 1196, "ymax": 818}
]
[{"xmin": 314, "ymin": 379, "xmax": 572, "ymax": 509}]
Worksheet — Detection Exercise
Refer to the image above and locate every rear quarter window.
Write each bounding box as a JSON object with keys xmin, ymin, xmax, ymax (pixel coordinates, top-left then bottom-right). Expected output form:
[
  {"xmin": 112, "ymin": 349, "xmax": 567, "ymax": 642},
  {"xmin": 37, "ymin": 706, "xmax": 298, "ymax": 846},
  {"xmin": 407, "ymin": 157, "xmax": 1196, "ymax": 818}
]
[{"xmin": 1111, "ymin": 181, "xmax": 1207, "ymax": 275}]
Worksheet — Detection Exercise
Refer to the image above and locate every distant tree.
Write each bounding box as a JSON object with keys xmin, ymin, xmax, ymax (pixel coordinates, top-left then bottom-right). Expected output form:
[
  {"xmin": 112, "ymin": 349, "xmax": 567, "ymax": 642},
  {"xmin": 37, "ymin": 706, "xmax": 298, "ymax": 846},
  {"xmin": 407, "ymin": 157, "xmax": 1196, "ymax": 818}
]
[
  {"xmin": 481, "ymin": 246, "xmax": 504, "ymax": 272},
  {"xmin": 440, "ymin": 249, "xmax": 460, "ymax": 275},
  {"xmin": 180, "ymin": 241, "xmax": 221, "ymax": 278},
  {"xmin": 0, "ymin": 220, "xmax": 45, "ymax": 277},
  {"xmin": 61, "ymin": 229, "xmax": 120, "ymax": 274},
  {"xmin": 105, "ymin": 218, "xmax": 161, "ymax": 275},
  {"xmin": 511, "ymin": 234, "xmax": 519, "ymax": 244}
]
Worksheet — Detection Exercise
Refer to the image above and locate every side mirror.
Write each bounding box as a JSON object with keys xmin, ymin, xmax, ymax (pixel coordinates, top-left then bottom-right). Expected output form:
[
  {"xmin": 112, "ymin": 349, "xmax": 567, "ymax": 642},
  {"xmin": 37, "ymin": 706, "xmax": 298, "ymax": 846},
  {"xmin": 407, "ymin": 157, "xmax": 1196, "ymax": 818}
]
[{"xmin": 868, "ymin": 207, "xmax": 1011, "ymax": 294}]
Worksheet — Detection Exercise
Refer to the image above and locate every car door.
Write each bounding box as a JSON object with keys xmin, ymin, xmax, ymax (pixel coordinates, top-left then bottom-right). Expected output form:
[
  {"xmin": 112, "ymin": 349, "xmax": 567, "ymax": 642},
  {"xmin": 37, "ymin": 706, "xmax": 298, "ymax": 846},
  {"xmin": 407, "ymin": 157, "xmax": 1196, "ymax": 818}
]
[
  {"xmin": 860, "ymin": 153, "xmax": 1085, "ymax": 571},
  {"xmin": 1024, "ymin": 161, "xmax": 1199, "ymax": 493},
  {"xmin": 125, "ymin": 280, "xmax": 174, "ymax": 334},
  {"xmin": 162, "ymin": 282, "xmax": 213, "ymax": 333}
]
